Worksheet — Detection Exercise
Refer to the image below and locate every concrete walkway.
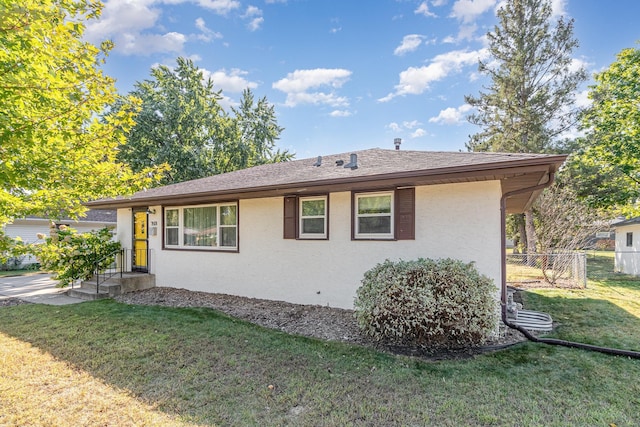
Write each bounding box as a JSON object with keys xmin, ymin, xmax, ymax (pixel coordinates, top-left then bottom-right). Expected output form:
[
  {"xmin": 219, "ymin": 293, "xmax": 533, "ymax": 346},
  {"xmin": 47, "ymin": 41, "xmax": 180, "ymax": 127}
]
[{"xmin": 0, "ymin": 273, "xmax": 83, "ymax": 305}]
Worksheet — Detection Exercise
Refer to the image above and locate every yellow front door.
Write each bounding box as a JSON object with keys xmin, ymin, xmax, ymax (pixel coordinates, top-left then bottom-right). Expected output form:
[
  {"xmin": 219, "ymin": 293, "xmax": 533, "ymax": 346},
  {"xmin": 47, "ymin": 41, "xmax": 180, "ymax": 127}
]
[{"xmin": 133, "ymin": 211, "xmax": 148, "ymax": 271}]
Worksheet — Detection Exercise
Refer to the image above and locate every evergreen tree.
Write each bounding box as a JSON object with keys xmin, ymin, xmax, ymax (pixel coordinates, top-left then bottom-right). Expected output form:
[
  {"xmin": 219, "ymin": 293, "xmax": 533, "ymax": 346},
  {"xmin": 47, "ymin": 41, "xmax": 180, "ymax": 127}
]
[{"xmin": 465, "ymin": 0, "xmax": 586, "ymax": 254}]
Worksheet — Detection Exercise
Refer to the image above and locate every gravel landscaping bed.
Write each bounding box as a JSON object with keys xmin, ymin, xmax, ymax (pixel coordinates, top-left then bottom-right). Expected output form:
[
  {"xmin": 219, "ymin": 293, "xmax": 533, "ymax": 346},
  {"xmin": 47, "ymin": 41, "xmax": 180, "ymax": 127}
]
[{"xmin": 114, "ymin": 287, "xmax": 528, "ymax": 359}]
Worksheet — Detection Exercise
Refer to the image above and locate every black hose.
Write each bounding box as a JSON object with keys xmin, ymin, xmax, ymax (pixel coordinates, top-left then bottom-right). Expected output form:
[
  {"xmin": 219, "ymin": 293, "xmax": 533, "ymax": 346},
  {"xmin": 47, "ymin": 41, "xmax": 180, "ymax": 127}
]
[
  {"xmin": 500, "ymin": 171, "xmax": 640, "ymax": 360},
  {"xmin": 501, "ymin": 307, "xmax": 640, "ymax": 359}
]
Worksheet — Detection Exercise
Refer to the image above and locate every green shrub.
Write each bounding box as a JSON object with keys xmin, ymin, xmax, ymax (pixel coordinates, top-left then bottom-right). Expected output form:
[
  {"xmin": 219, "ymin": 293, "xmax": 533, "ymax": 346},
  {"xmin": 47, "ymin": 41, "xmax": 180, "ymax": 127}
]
[
  {"xmin": 29, "ymin": 224, "xmax": 120, "ymax": 287},
  {"xmin": 354, "ymin": 258, "xmax": 498, "ymax": 350}
]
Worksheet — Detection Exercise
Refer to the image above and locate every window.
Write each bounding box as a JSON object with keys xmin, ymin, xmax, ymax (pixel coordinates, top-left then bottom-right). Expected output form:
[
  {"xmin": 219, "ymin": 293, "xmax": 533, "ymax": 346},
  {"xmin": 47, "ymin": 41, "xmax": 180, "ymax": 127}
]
[
  {"xmin": 354, "ymin": 192, "xmax": 394, "ymax": 239},
  {"xmin": 627, "ymin": 232, "xmax": 633, "ymax": 247},
  {"xmin": 164, "ymin": 203, "xmax": 237, "ymax": 250},
  {"xmin": 352, "ymin": 188, "xmax": 414, "ymax": 241},
  {"xmin": 165, "ymin": 209, "xmax": 179, "ymax": 245},
  {"xmin": 283, "ymin": 195, "xmax": 329, "ymax": 239},
  {"xmin": 299, "ymin": 196, "xmax": 328, "ymax": 239}
]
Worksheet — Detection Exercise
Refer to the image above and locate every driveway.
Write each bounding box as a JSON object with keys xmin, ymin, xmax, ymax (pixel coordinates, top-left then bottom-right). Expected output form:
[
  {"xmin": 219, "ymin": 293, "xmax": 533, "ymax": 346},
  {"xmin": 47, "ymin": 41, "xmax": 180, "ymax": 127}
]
[{"xmin": 0, "ymin": 273, "xmax": 82, "ymax": 305}]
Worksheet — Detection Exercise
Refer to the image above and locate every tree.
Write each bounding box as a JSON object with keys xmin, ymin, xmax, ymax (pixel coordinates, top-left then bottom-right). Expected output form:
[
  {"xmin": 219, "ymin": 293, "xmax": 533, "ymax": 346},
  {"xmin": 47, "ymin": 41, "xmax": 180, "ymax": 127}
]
[
  {"xmin": 221, "ymin": 89, "xmax": 291, "ymax": 173},
  {"xmin": 465, "ymin": 0, "xmax": 586, "ymax": 255},
  {"xmin": 533, "ymin": 183, "xmax": 606, "ymax": 284},
  {"xmin": 0, "ymin": 0, "xmax": 161, "ymax": 226},
  {"xmin": 567, "ymin": 47, "xmax": 640, "ymax": 214},
  {"xmin": 114, "ymin": 58, "xmax": 292, "ymax": 186}
]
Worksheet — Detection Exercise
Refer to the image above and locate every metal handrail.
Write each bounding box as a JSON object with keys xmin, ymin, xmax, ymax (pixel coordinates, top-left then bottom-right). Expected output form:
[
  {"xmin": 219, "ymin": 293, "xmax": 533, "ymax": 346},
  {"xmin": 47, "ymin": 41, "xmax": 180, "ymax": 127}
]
[
  {"xmin": 93, "ymin": 248, "xmax": 152, "ymax": 293},
  {"xmin": 95, "ymin": 248, "xmax": 125, "ymax": 292}
]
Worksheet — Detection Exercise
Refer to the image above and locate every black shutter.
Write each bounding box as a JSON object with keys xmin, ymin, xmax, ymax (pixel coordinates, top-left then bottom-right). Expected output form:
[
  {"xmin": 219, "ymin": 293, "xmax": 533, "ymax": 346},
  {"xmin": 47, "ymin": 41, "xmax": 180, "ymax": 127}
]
[
  {"xmin": 395, "ymin": 188, "xmax": 415, "ymax": 240},
  {"xmin": 283, "ymin": 196, "xmax": 297, "ymax": 239}
]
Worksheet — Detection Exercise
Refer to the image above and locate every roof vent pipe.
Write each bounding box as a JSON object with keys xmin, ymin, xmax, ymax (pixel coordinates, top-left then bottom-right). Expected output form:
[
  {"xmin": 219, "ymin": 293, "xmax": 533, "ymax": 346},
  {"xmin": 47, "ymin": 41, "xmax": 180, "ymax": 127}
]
[
  {"xmin": 394, "ymin": 138, "xmax": 402, "ymax": 150},
  {"xmin": 344, "ymin": 153, "xmax": 358, "ymax": 170}
]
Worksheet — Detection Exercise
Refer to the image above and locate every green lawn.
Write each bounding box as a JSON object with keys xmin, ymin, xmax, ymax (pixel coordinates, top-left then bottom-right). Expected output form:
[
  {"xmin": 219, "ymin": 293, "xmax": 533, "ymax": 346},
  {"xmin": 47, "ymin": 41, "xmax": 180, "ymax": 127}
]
[
  {"xmin": 1, "ymin": 252, "xmax": 639, "ymax": 426},
  {"xmin": 0, "ymin": 268, "xmax": 40, "ymax": 277}
]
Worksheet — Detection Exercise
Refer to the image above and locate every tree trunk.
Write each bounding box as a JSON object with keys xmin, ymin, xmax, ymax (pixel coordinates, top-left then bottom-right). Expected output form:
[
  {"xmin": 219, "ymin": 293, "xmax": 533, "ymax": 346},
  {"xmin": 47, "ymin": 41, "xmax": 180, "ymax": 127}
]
[
  {"xmin": 525, "ymin": 208, "xmax": 537, "ymax": 266},
  {"xmin": 517, "ymin": 213, "xmax": 527, "ymax": 254}
]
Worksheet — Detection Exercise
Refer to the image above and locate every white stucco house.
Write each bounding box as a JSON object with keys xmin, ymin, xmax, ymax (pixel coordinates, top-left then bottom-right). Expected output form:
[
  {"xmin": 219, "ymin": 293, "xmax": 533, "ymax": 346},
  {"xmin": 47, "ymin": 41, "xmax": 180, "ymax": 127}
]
[
  {"xmin": 86, "ymin": 148, "xmax": 565, "ymax": 309},
  {"xmin": 614, "ymin": 217, "xmax": 640, "ymax": 275},
  {"xmin": 2, "ymin": 210, "xmax": 116, "ymax": 267}
]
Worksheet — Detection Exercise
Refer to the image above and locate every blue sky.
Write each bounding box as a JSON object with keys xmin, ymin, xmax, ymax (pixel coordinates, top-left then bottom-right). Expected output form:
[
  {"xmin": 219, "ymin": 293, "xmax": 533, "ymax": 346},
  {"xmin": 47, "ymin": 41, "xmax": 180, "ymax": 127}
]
[{"xmin": 85, "ymin": 0, "xmax": 640, "ymax": 159}]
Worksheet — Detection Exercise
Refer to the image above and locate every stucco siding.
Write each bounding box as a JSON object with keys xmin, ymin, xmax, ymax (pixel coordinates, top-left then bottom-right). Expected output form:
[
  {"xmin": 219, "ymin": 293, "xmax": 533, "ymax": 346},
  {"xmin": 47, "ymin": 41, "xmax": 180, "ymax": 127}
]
[
  {"xmin": 137, "ymin": 180, "xmax": 502, "ymax": 309},
  {"xmin": 615, "ymin": 224, "xmax": 640, "ymax": 275}
]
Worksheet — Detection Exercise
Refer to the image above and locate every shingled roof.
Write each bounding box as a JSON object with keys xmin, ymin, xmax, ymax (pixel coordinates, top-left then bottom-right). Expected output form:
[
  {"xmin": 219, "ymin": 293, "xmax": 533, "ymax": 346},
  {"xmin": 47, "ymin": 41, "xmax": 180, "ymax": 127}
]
[{"xmin": 87, "ymin": 148, "xmax": 566, "ymax": 214}]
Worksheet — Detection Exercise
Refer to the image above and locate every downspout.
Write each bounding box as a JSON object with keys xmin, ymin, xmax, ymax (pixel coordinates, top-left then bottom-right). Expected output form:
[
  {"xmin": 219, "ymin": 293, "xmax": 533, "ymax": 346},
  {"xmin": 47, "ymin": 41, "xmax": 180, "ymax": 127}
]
[{"xmin": 500, "ymin": 172, "xmax": 640, "ymax": 359}]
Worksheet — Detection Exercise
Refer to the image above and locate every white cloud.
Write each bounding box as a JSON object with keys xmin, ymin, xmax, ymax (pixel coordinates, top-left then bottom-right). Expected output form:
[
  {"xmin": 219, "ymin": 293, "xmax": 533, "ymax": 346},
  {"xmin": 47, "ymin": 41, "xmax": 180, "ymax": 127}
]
[
  {"xmin": 450, "ymin": 0, "xmax": 496, "ymax": 23},
  {"xmin": 431, "ymin": 0, "xmax": 447, "ymax": 6},
  {"xmin": 202, "ymin": 68, "xmax": 258, "ymax": 92},
  {"xmin": 429, "ymin": 104, "xmax": 473, "ymax": 125},
  {"xmin": 330, "ymin": 110, "xmax": 352, "ymax": 117},
  {"xmin": 283, "ymin": 92, "xmax": 349, "ymax": 108},
  {"xmin": 119, "ymin": 32, "xmax": 187, "ymax": 56},
  {"xmin": 415, "ymin": 1, "xmax": 437, "ymax": 17},
  {"xmin": 84, "ymin": 0, "xmax": 238, "ymax": 55},
  {"xmin": 195, "ymin": 17, "xmax": 223, "ymax": 42},
  {"xmin": 550, "ymin": 0, "xmax": 567, "ymax": 17},
  {"xmin": 569, "ymin": 57, "xmax": 590, "ymax": 74},
  {"xmin": 242, "ymin": 5, "xmax": 264, "ymax": 31},
  {"xmin": 573, "ymin": 89, "xmax": 591, "ymax": 109},
  {"xmin": 84, "ymin": 0, "xmax": 160, "ymax": 44},
  {"xmin": 386, "ymin": 121, "xmax": 426, "ymax": 138},
  {"xmin": 410, "ymin": 128, "xmax": 427, "ymax": 138},
  {"xmin": 247, "ymin": 17, "xmax": 264, "ymax": 31},
  {"xmin": 456, "ymin": 23, "xmax": 478, "ymax": 41},
  {"xmin": 244, "ymin": 5, "xmax": 261, "ymax": 16},
  {"xmin": 273, "ymin": 69, "xmax": 352, "ymax": 107},
  {"xmin": 403, "ymin": 120, "xmax": 422, "ymax": 129},
  {"xmin": 273, "ymin": 69, "xmax": 351, "ymax": 92},
  {"xmin": 394, "ymin": 34, "xmax": 425, "ymax": 56},
  {"xmin": 387, "ymin": 122, "xmax": 402, "ymax": 132},
  {"xmin": 442, "ymin": 35, "xmax": 456, "ymax": 44},
  {"xmin": 379, "ymin": 48, "xmax": 488, "ymax": 102},
  {"xmin": 196, "ymin": 0, "xmax": 241, "ymax": 14}
]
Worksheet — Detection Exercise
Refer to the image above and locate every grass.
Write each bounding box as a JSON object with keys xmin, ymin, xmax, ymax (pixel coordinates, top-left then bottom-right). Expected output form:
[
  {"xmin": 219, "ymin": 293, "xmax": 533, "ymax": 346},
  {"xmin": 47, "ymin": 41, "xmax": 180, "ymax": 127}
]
[
  {"xmin": 1, "ymin": 252, "xmax": 639, "ymax": 426},
  {"xmin": 0, "ymin": 268, "xmax": 40, "ymax": 277}
]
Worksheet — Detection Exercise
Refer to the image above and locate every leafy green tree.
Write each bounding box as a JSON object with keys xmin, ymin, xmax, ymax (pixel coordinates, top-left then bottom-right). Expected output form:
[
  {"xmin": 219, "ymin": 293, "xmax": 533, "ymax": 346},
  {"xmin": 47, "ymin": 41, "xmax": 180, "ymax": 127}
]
[
  {"xmin": 465, "ymin": 0, "xmax": 586, "ymax": 255},
  {"xmin": 567, "ymin": 47, "xmax": 640, "ymax": 214},
  {"xmin": 220, "ymin": 89, "xmax": 291, "ymax": 173},
  {"xmin": 114, "ymin": 58, "xmax": 292, "ymax": 185},
  {"xmin": 0, "ymin": 0, "xmax": 161, "ymax": 225}
]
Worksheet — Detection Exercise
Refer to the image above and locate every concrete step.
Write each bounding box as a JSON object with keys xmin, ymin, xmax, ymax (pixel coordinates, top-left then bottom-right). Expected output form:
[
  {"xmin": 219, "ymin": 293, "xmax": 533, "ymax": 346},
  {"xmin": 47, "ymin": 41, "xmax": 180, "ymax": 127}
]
[
  {"xmin": 67, "ymin": 287, "xmax": 110, "ymax": 300},
  {"xmin": 67, "ymin": 274, "xmax": 155, "ymax": 301}
]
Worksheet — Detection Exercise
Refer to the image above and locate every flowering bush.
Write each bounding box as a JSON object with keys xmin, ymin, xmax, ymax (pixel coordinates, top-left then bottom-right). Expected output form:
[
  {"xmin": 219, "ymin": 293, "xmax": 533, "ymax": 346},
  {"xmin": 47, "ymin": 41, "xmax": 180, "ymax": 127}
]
[
  {"xmin": 354, "ymin": 258, "xmax": 498, "ymax": 350},
  {"xmin": 31, "ymin": 224, "xmax": 120, "ymax": 287}
]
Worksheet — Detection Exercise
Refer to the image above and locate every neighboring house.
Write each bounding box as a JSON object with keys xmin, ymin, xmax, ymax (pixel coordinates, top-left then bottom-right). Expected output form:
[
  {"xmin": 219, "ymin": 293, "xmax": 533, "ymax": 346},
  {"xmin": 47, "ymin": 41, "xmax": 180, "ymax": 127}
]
[
  {"xmin": 2, "ymin": 210, "xmax": 117, "ymax": 266},
  {"xmin": 87, "ymin": 148, "xmax": 565, "ymax": 309},
  {"xmin": 614, "ymin": 217, "xmax": 640, "ymax": 275}
]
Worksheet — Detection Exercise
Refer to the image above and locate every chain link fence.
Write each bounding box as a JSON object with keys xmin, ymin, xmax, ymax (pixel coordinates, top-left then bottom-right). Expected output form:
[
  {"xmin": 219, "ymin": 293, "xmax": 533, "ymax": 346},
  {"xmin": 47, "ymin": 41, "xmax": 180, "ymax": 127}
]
[{"xmin": 506, "ymin": 251, "xmax": 587, "ymax": 288}]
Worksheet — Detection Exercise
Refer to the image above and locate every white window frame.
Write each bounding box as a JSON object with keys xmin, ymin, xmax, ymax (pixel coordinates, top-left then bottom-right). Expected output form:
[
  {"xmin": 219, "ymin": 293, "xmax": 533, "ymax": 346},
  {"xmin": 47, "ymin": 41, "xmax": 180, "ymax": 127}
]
[
  {"xmin": 164, "ymin": 202, "xmax": 237, "ymax": 251},
  {"xmin": 164, "ymin": 208, "xmax": 180, "ymax": 246},
  {"xmin": 299, "ymin": 196, "xmax": 328, "ymax": 239},
  {"xmin": 354, "ymin": 191, "xmax": 394, "ymax": 239}
]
